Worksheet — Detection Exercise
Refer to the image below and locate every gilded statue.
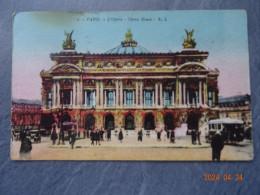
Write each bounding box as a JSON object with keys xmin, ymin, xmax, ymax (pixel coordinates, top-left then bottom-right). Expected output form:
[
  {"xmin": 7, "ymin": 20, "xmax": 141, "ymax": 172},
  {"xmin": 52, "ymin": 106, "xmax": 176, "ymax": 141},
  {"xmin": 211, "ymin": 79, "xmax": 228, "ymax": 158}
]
[
  {"xmin": 125, "ymin": 29, "xmax": 133, "ymax": 41},
  {"xmin": 63, "ymin": 30, "xmax": 76, "ymax": 50},
  {"xmin": 182, "ymin": 29, "xmax": 197, "ymax": 49}
]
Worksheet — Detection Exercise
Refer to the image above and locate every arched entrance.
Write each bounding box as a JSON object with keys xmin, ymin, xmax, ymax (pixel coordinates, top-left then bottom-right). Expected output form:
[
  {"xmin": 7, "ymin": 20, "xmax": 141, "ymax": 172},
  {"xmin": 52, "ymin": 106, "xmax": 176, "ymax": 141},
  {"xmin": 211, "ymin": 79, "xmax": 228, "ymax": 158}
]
[
  {"xmin": 62, "ymin": 112, "xmax": 71, "ymax": 123},
  {"xmin": 105, "ymin": 113, "xmax": 114, "ymax": 130},
  {"xmin": 62, "ymin": 112, "xmax": 71, "ymax": 131},
  {"xmin": 144, "ymin": 113, "xmax": 155, "ymax": 130},
  {"xmin": 164, "ymin": 113, "xmax": 175, "ymax": 130},
  {"xmin": 125, "ymin": 114, "xmax": 134, "ymax": 130},
  {"xmin": 187, "ymin": 112, "xmax": 199, "ymax": 130},
  {"xmin": 85, "ymin": 114, "xmax": 95, "ymax": 130}
]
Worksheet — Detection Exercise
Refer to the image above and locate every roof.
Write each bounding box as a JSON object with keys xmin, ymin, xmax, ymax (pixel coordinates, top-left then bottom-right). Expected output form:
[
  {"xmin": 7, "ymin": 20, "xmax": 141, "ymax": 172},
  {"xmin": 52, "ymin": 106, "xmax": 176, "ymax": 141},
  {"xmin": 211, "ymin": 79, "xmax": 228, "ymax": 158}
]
[
  {"xmin": 12, "ymin": 99, "xmax": 42, "ymax": 106},
  {"xmin": 219, "ymin": 94, "xmax": 250, "ymax": 104},
  {"xmin": 208, "ymin": 118, "xmax": 244, "ymax": 125}
]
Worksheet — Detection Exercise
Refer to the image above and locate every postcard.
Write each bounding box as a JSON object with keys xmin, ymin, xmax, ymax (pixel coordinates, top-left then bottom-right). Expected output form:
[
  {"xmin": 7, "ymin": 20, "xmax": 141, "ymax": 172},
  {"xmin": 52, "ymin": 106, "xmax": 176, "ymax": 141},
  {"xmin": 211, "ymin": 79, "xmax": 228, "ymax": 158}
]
[{"xmin": 11, "ymin": 11, "xmax": 253, "ymax": 160}]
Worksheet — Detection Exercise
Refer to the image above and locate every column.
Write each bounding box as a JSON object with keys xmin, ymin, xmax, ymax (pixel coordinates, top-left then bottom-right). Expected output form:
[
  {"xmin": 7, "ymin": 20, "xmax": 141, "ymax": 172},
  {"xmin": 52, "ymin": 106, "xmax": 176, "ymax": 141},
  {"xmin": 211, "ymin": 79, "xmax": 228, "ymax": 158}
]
[
  {"xmin": 152, "ymin": 90, "xmax": 155, "ymax": 107},
  {"xmin": 155, "ymin": 83, "xmax": 158, "ymax": 107},
  {"xmin": 135, "ymin": 81, "xmax": 139, "ymax": 106},
  {"xmin": 113, "ymin": 91, "xmax": 115, "ymax": 106},
  {"xmin": 52, "ymin": 81, "xmax": 56, "ymax": 107},
  {"xmin": 175, "ymin": 77, "xmax": 179, "ymax": 105},
  {"xmin": 95, "ymin": 81, "xmax": 99, "ymax": 107},
  {"xmin": 172, "ymin": 90, "xmax": 175, "ymax": 105},
  {"xmin": 116, "ymin": 80, "xmax": 119, "ymax": 107},
  {"xmin": 124, "ymin": 90, "xmax": 126, "ymax": 106},
  {"xmin": 93, "ymin": 91, "xmax": 96, "ymax": 106},
  {"xmin": 100, "ymin": 81, "xmax": 104, "ymax": 108},
  {"xmin": 133, "ymin": 91, "xmax": 135, "ymax": 106},
  {"xmin": 70, "ymin": 90, "xmax": 72, "ymax": 106},
  {"xmin": 212, "ymin": 91, "xmax": 215, "ymax": 106},
  {"xmin": 104, "ymin": 90, "xmax": 107, "ymax": 107},
  {"xmin": 160, "ymin": 82, "xmax": 163, "ymax": 106},
  {"xmin": 57, "ymin": 81, "xmax": 60, "ymax": 106},
  {"xmin": 140, "ymin": 81, "xmax": 143, "ymax": 107},
  {"xmin": 73, "ymin": 80, "xmax": 76, "ymax": 107},
  {"xmin": 183, "ymin": 82, "xmax": 186, "ymax": 105},
  {"xmin": 76, "ymin": 80, "xmax": 80, "ymax": 106},
  {"xmin": 84, "ymin": 91, "xmax": 87, "ymax": 107},
  {"xmin": 187, "ymin": 90, "xmax": 190, "ymax": 105},
  {"xmin": 120, "ymin": 80, "xmax": 123, "ymax": 107},
  {"xmin": 204, "ymin": 81, "xmax": 208, "ymax": 105},
  {"xmin": 199, "ymin": 81, "xmax": 202, "ymax": 105},
  {"xmin": 79, "ymin": 80, "xmax": 83, "ymax": 106},
  {"xmin": 179, "ymin": 80, "xmax": 182, "ymax": 105}
]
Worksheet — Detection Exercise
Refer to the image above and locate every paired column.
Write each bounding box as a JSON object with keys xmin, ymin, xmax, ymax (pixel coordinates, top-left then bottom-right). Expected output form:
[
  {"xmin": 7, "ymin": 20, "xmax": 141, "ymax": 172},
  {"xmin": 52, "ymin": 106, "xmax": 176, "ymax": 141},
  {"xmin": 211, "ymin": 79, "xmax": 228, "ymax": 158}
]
[
  {"xmin": 199, "ymin": 81, "xmax": 202, "ymax": 105},
  {"xmin": 100, "ymin": 81, "xmax": 104, "ymax": 108},
  {"xmin": 52, "ymin": 81, "xmax": 57, "ymax": 108},
  {"xmin": 57, "ymin": 81, "xmax": 60, "ymax": 106},
  {"xmin": 135, "ymin": 81, "xmax": 139, "ymax": 106},
  {"xmin": 183, "ymin": 82, "xmax": 186, "ymax": 105},
  {"xmin": 120, "ymin": 80, "xmax": 123, "ymax": 107},
  {"xmin": 203, "ymin": 81, "xmax": 208, "ymax": 105},
  {"xmin": 155, "ymin": 83, "xmax": 158, "ymax": 107},
  {"xmin": 95, "ymin": 81, "xmax": 99, "ymax": 107},
  {"xmin": 116, "ymin": 80, "xmax": 119, "ymax": 107},
  {"xmin": 159, "ymin": 82, "xmax": 163, "ymax": 106},
  {"xmin": 140, "ymin": 81, "xmax": 143, "ymax": 107},
  {"xmin": 72, "ymin": 80, "xmax": 76, "ymax": 107},
  {"xmin": 179, "ymin": 80, "xmax": 182, "ymax": 105},
  {"xmin": 175, "ymin": 77, "xmax": 179, "ymax": 105}
]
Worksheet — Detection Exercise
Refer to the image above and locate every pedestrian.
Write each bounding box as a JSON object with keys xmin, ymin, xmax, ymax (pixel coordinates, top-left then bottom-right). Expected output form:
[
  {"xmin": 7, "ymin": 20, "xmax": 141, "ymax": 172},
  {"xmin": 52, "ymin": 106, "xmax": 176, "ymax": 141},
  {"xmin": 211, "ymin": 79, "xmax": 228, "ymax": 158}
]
[
  {"xmin": 95, "ymin": 130, "xmax": 100, "ymax": 145},
  {"xmin": 157, "ymin": 129, "xmax": 162, "ymax": 141},
  {"xmin": 83, "ymin": 129, "xmax": 86, "ymax": 139},
  {"xmin": 77, "ymin": 130, "xmax": 81, "ymax": 139},
  {"xmin": 71, "ymin": 131, "xmax": 76, "ymax": 149},
  {"xmin": 51, "ymin": 129, "xmax": 58, "ymax": 145},
  {"xmin": 211, "ymin": 131, "xmax": 224, "ymax": 161},
  {"xmin": 100, "ymin": 129, "xmax": 104, "ymax": 141},
  {"xmin": 20, "ymin": 129, "xmax": 26, "ymax": 142},
  {"xmin": 20, "ymin": 135, "xmax": 32, "ymax": 160},
  {"xmin": 170, "ymin": 130, "xmax": 175, "ymax": 143},
  {"xmin": 107, "ymin": 129, "xmax": 111, "ymax": 141},
  {"xmin": 90, "ymin": 130, "xmax": 94, "ymax": 145},
  {"xmin": 166, "ymin": 127, "xmax": 170, "ymax": 139},
  {"xmin": 87, "ymin": 130, "xmax": 90, "ymax": 139},
  {"xmin": 138, "ymin": 129, "xmax": 143, "ymax": 141},
  {"xmin": 191, "ymin": 129, "xmax": 197, "ymax": 144},
  {"xmin": 118, "ymin": 129, "xmax": 123, "ymax": 143},
  {"xmin": 196, "ymin": 130, "xmax": 201, "ymax": 145}
]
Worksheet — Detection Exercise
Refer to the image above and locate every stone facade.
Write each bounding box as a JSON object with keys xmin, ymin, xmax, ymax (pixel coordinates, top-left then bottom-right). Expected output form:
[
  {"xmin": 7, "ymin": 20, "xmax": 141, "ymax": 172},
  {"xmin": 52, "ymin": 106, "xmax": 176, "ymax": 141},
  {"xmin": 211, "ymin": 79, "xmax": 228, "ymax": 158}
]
[{"xmin": 40, "ymin": 30, "xmax": 219, "ymax": 131}]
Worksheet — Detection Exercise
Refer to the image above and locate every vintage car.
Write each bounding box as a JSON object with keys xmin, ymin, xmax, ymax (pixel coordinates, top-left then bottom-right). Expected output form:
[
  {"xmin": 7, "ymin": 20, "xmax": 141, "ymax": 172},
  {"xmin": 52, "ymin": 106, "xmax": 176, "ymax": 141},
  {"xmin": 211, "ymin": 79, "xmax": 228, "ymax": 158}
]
[{"xmin": 206, "ymin": 118, "xmax": 245, "ymax": 143}]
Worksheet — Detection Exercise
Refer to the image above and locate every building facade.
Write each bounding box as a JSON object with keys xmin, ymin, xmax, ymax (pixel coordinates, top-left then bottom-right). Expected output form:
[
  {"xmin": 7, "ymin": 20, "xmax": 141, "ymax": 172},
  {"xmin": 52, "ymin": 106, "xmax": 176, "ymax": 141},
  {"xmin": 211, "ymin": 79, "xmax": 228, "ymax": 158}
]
[
  {"xmin": 11, "ymin": 99, "xmax": 42, "ymax": 128},
  {"xmin": 219, "ymin": 94, "xmax": 251, "ymax": 126},
  {"xmin": 40, "ymin": 29, "xmax": 219, "ymax": 131}
]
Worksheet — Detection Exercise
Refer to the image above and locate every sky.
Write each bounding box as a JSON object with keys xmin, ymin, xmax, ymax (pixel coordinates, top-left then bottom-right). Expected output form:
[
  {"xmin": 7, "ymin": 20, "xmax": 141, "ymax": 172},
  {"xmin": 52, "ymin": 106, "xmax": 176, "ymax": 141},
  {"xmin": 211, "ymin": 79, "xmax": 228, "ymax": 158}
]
[{"xmin": 12, "ymin": 11, "xmax": 250, "ymax": 100}]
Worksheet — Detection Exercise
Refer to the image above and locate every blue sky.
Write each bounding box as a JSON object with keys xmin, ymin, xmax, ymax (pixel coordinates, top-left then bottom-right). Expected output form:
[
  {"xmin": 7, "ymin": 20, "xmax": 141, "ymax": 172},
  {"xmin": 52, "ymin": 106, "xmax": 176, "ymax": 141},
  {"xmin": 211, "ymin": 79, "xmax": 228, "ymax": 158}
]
[{"xmin": 12, "ymin": 11, "xmax": 250, "ymax": 100}]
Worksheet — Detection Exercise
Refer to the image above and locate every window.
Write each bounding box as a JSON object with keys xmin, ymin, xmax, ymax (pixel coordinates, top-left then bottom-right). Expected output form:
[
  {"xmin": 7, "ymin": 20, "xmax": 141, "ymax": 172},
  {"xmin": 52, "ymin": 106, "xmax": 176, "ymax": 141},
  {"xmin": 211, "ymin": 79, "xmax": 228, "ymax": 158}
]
[
  {"xmin": 208, "ymin": 91, "xmax": 212, "ymax": 106},
  {"xmin": 107, "ymin": 91, "xmax": 114, "ymax": 106},
  {"xmin": 126, "ymin": 91, "xmax": 133, "ymax": 106},
  {"xmin": 145, "ymin": 91, "xmax": 152, "ymax": 106},
  {"xmin": 84, "ymin": 91, "xmax": 95, "ymax": 106},
  {"xmin": 47, "ymin": 92, "xmax": 52, "ymax": 108},
  {"xmin": 164, "ymin": 91, "xmax": 171, "ymax": 106}
]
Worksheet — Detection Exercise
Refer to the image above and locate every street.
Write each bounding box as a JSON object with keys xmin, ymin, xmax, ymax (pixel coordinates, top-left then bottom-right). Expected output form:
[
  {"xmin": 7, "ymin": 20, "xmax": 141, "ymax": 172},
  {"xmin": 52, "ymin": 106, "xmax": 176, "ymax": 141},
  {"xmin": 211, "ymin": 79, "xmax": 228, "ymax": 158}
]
[{"xmin": 10, "ymin": 132, "xmax": 253, "ymax": 161}]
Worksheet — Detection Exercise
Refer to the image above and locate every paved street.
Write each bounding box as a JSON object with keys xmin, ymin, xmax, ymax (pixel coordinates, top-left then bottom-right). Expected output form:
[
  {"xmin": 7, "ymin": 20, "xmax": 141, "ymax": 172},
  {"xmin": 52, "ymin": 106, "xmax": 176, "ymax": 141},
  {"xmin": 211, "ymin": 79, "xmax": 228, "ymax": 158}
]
[{"xmin": 10, "ymin": 132, "xmax": 253, "ymax": 161}]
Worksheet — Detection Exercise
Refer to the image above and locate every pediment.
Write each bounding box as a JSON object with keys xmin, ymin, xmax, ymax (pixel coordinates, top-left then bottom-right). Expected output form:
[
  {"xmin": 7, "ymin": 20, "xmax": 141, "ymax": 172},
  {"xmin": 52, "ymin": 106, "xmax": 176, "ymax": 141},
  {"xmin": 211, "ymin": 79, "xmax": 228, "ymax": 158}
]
[
  {"xmin": 178, "ymin": 62, "xmax": 209, "ymax": 71},
  {"xmin": 51, "ymin": 63, "xmax": 81, "ymax": 73}
]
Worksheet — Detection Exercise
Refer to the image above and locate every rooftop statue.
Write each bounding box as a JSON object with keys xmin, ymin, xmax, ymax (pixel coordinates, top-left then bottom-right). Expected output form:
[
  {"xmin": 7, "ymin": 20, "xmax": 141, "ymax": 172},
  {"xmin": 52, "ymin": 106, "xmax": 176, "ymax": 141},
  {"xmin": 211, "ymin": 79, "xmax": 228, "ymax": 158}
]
[
  {"xmin": 63, "ymin": 30, "xmax": 76, "ymax": 50},
  {"xmin": 182, "ymin": 29, "xmax": 197, "ymax": 49},
  {"xmin": 125, "ymin": 29, "xmax": 133, "ymax": 41}
]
